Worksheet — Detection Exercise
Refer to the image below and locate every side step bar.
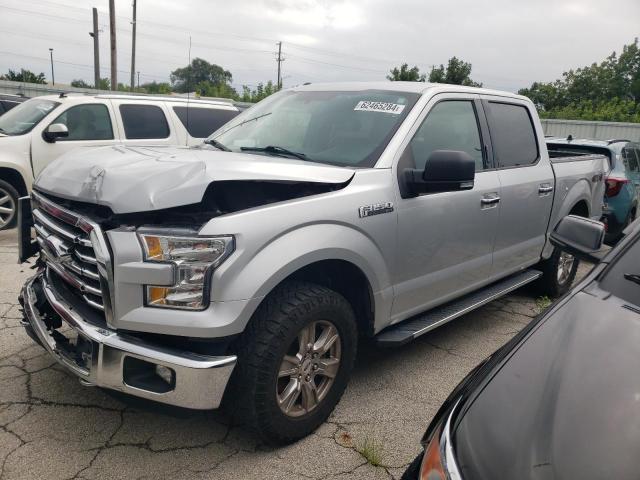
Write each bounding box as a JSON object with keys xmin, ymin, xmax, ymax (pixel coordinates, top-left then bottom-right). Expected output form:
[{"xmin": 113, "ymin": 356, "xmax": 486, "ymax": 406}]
[{"xmin": 375, "ymin": 269, "xmax": 542, "ymax": 347}]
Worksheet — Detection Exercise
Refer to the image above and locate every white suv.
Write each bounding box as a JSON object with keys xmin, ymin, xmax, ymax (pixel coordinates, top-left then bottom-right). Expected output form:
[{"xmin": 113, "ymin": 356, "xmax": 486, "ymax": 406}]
[{"xmin": 0, "ymin": 94, "xmax": 241, "ymax": 229}]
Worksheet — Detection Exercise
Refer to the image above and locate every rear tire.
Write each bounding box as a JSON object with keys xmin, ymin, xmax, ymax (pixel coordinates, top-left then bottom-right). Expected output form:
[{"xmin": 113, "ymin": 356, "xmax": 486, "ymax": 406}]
[
  {"xmin": 229, "ymin": 281, "xmax": 358, "ymax": 445},
  {"xmin": 0, "ymin": 179, "xmax": 19, "ymax": 230},
  {"xmin": 536, "ymin": 247, "xmax": 579, "ymax": 297}
]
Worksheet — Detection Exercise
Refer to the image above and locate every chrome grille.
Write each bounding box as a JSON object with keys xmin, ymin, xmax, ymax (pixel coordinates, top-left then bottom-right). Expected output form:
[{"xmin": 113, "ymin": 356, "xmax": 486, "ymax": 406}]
[{"xmin": 31, "ymin": 192, "xmax": 109, "ymax": 315}]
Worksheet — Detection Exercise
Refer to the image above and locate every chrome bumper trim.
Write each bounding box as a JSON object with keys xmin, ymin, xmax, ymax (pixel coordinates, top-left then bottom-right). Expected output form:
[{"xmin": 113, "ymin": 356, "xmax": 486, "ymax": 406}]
[{"xmin": 21, "ymin": 273, "xmax": 237, "ymax": 410}]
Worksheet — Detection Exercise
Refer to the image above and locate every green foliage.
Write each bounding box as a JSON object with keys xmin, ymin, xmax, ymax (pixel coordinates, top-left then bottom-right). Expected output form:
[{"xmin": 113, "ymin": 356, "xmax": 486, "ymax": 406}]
[
  {"xmin": 535, "ymin": 296, "xmax": 552, "ymax": 313},
  {"xmin": 519, "ymin": 38, "xmax": 640, "ymax": 122},
  {"xmin": 1, "ymin": 68, "xmax": 46, "ymax": 84},
  {"xmin": 140, "ymin": 81, "xmax": 172, "ymax": 94},
  {"xmin": 387, "ymin": 57, "xmax": 481, "ymax": 86},
  {"xmin": 170, "ymin": 57, "xmax": 234, "ymax": 94},
  {"xmin": 239, "ymin": 81, "xmax": 277, "ymax": 102},
  {"xmin": 70, "ymin": 79, "xmax": 91, "ymax": 88},
  {"xmin": 428, "ymin": 57, "xmax": 482, "ymax": 87},
  {"xmin": 356, "ymin": 435, "xmax": 385, "ymax": 467},
  {"xmin": 387, "ymin": 63, "xmax": 425, "ymax": 82}
]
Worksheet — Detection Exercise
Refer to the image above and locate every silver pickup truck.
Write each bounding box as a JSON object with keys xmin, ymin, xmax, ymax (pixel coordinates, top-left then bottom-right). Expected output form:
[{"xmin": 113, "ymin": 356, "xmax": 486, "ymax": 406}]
[{"xmin": 17, "ymin": 82, "xmax": 606, "ymax": 444}]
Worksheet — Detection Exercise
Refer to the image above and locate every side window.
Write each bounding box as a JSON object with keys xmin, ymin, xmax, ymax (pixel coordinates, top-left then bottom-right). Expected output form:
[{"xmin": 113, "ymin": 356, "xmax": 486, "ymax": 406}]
[
  {"xmin": 119, "ymin": 104, "xmax": 170, "ymax": 139},
  {"xmin": 50, "ymin": 104, "xmax": 114, "ymax": 141},
  {"xmin": 407, "ymin": 100, "xmax": 485, "ymax": 171},
  {"xmin": 486, "ymin": 102, "xmax": 538, "ymax": 168},
  {"xmin": 621, "ymin": 146, "xmax": 638, "ymax": 172},
  {"xmin": 173, "ymin": 106, "xmax": 239, "ymax": 138},
  {"xmin": 2, "ymin": 101, "xmax": 20, "ymax": 112}
]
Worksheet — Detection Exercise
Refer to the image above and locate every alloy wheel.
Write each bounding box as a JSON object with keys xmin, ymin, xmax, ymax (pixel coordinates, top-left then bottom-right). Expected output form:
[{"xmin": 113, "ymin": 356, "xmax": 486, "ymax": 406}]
[
  {"xmin": 557, "ymin": 251, "xmax": 575, "ymax": 285},
  {"xmin": 276, "ymin": 320, "xmax": 341, "ymax": 417},
  {"xmin": 0, "ymin": 187, "xmax": 16, "ymax": 229}
]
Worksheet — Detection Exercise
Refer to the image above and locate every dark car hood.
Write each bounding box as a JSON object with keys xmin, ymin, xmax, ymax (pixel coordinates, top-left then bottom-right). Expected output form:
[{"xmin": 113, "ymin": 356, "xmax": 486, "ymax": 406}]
[
  {"xmin": 453, "ymin": 290, "xmax": 640, "ymax": 480},
  {"xmin": 34, "ymin": 145, "xmax": 354, "ymax": 214}
]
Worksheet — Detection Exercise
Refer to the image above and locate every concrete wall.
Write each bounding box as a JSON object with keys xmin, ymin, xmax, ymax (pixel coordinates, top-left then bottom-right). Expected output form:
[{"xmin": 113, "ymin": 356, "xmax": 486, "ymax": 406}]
[{"xmin": 541, "ymin": 118, "xmax": 640, "ymax": 142}]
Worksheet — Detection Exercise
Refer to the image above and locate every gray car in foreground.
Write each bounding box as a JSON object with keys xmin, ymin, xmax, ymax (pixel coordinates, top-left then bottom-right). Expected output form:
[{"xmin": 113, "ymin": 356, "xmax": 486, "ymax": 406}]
[{"xmin": 18, "ymin": 82, "xmax": 607, "ymax": 443}]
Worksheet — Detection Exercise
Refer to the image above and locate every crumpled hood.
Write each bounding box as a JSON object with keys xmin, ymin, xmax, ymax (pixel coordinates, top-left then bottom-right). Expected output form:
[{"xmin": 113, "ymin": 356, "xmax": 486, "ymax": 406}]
[{"xmin": 35, "ymin": 145, "xmax": 355, "ymax": 214}]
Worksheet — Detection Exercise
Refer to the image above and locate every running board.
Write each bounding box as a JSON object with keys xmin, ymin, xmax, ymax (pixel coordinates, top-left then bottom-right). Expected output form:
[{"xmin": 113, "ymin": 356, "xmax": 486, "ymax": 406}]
[{"xmin": 375, "ymin": 269, "xmax": 542, "ymax": 347}]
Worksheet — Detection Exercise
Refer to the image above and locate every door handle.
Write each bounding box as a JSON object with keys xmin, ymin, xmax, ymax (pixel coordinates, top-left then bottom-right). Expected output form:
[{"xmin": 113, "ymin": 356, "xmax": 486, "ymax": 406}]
[
  {"xmin": 481, "ymin": 194, "xmax": 500, "ymax": 206},
  {"xmin": 538, "ymin": 184, "xmax": 554, "ymax": 194}
]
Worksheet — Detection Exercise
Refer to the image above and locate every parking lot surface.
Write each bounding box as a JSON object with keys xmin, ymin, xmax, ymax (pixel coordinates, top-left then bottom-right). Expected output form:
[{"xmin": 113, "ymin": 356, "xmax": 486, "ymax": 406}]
[{"xmin": 0, "ymin": 228, "xmax": 588, "ymax": 480}]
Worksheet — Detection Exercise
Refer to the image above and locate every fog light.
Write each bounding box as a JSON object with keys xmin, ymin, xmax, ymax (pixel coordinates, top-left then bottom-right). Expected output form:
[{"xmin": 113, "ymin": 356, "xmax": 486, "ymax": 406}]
[{"xmin": 155, "ymin": 365, "xmax": 174, "ymax": 385}]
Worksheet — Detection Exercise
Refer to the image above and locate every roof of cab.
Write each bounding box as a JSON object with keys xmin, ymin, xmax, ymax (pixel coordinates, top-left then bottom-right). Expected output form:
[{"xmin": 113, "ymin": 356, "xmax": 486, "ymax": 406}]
[{"xmin": 291, "ymin": 81, "xmax": 529, "ymax": 101}]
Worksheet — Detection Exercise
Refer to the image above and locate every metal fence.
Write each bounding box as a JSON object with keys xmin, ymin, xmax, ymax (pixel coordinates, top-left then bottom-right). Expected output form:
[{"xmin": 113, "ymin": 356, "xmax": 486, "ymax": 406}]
[{"xmin": 541, "ymin": 118, "xmax": 640, "ymax": 142}]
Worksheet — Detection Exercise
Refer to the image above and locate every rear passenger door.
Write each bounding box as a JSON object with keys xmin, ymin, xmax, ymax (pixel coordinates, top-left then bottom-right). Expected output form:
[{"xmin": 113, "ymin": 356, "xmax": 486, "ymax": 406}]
[
  {"xmin": 481, "ymin": 97, "xmax": 555, "ymax": 276},
  {"xmin": 111, "ymin": 100, "xmax": 179, "ymax": 147}
]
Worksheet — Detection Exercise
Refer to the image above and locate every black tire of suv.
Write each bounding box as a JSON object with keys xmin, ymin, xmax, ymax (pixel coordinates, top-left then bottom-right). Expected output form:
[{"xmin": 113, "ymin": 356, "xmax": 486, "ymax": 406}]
[
  {"xmin": 0, "ymin": 179, "xmax": 19, "ymax": 230},
  {"xmin": 229, "ymin": 281, "xmax": 358, "ymax": 445},
  {"xmin": 536, "ymin": 246, "xmax": 579, "ymax": 297}
]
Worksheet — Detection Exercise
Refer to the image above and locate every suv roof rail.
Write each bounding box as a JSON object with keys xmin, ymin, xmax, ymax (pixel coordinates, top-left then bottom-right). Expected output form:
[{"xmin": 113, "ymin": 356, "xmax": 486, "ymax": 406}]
[{"xmin": 607, "ymin": 139, "xmax": 631, "ymax": 145}]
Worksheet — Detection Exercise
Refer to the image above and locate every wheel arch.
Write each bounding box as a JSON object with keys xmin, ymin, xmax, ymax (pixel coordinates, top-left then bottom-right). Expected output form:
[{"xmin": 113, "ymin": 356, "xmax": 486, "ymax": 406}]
[{"xmin": 0, "ymin": 167, "xmax": 28, "ymax": 196}]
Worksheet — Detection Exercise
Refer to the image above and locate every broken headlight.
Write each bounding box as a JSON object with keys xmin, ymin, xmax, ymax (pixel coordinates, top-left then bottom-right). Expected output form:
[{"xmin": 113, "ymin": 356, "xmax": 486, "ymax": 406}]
[{"xmin": 138, "ymin": 231, "xmax": 234, "ymax": 310}]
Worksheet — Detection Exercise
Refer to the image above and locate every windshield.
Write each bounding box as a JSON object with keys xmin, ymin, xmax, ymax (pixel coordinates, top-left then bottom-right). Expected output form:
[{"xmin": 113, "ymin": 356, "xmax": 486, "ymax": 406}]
[
  {"xmin": 208, "ymin": 89, "xmax": 419, "ymax": 168},
  {"xmin": 599, "ymin": 227, "xmax": 640, "ymax": 307},
  {"xmin": 0, "ymin": 98, "xmax": 59, "ymax": 135}
]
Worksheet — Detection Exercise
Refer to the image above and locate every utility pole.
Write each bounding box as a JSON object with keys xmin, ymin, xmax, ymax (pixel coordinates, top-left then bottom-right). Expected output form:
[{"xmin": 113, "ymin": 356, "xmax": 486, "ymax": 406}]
[
  {"xmin": 137, "ymin": 71, "xmax": 140, "ymax": 89},
  {"xmin": 48, "ymin": 48, "xmax": 55, "ymax": 86},
  {"xmin": 109, "ymin": 0, "xmax": 117, "ymax": 91},
  {"xmin": 90, "ymin": 7, "xmax": 100, "ymax": 89},
  {"xmin": 130, "ymin": 0, "xmax": 136, "ymax": 91},
  {"xmin": 276, "ymin": 41, "xmax": 284, "ymax": 90}
]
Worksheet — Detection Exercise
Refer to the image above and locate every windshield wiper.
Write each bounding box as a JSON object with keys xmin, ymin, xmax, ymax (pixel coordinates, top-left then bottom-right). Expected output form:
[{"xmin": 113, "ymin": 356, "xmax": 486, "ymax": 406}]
[
  {"xmin": 240, "ymin": 145, "xmax": 307, "ymax": 161},
  {"xmin": 204, "ymin": 138, "xmax": 230, "ymax": 151},
  {"xmin": 624, "ymin": 273, "xmax": 640, "ymax": 286}
]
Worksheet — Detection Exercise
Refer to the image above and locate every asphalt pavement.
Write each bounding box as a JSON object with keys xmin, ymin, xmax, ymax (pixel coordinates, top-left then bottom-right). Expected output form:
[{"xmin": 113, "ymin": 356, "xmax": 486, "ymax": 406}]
[{"xmin": 0, "ymin": 228, "xmax": 589, "ymax": 480}]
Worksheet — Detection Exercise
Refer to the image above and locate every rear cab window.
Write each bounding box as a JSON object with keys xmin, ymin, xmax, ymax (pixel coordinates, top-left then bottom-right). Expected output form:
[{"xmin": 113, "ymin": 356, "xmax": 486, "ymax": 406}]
[
  {"xmin": 485, "ymin": 102, "xmax": 539, "ymax": 168},
  {"xmin": 173, "ymin": 106, "xmax": 239, "ymax": 138},
  {"xmin": 119, "ymin": 104, "xmax": 170, "ymax": 139}
]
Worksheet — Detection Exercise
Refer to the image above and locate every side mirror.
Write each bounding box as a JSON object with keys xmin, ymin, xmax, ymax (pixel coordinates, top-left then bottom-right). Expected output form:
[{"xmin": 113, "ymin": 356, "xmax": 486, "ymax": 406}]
[
  {"xmin": 43, "ymin": 123, "xmax": 69, "ymax": 143},
  {"xmin": 404, "ymin": 150, "xmax": 475, "ymax": 196},
  {"xmin": 550, "ymin": 215, "xmax": 606, "ymax": 263}
]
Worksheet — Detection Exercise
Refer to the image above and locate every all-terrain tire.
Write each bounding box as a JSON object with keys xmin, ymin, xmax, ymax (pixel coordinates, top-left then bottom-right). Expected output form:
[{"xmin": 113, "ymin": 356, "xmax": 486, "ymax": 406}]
[
  {"xmin": 228, "ymin": 281, "xmax": 358, "ymax": 445},
  {"xmin": 536, "ymin": 246, "xmax": 579, "ymax": 297}
]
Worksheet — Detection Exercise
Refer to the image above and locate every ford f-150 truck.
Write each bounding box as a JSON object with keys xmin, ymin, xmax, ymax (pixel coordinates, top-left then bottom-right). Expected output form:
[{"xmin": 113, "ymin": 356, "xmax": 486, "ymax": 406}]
[{"xmin": 17, "ymin": 82, "xmax": 607, "ymax": 444}]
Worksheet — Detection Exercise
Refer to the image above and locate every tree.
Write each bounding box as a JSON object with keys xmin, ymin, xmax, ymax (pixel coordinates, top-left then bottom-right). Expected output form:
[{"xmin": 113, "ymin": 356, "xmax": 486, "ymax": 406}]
[
  {"xmin": 140, "ymin": 81, "xmax": 172, "ymax": 94},
  {"xmin": 71, "ymin": 79, "xmax": 91, "ymax": 88},
  {"xmin": 170, "ymin": 58, "xmax": 233, "ymax": 94},
  {"xmin": 428, "ymin": 57, "xmax": 482, "ymax": 87},
  {"xmin": 518, "ymin": 38, "xmax": 640, "ymax": 122},
  {"xmin": 239, "ymin": 81, "xmax": 277, "ymax": 103},
  {"xmin": 1, "ymin": 68, "xmax": 46, "ymax": 84},
  {"xmin": 387, "ymin": 63, "xmax": 425, "ymax": 82}
]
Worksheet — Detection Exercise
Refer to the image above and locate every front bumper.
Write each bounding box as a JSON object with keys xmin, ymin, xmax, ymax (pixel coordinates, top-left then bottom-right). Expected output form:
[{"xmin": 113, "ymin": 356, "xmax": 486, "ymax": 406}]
[{"xmin": 20, "ymin": 272, "xmax": 237, "ymax": 410}]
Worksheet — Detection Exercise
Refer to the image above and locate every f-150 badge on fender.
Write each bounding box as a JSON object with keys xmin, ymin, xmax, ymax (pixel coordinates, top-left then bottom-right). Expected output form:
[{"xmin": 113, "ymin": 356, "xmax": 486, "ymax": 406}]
[{"xmin": 359, "ymin": 202, "xmax": 394, "ymax": 218}]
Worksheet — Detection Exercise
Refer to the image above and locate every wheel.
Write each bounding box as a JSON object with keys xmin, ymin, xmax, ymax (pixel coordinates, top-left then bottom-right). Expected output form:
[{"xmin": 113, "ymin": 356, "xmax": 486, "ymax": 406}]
[
  {"xmin": 401, "ymin": 452, "xmax": 424, "ymax": 480},
  {"xmin": 0, "ymin": 179, "xmax": 19, "ymax": 230},
  {"xmin": 230, "ymin": 281, "xmax": 358, "ymax": 444},
  {"xmin": 536, "ymin": 247, "xmax": 579, "ymax": 297}
]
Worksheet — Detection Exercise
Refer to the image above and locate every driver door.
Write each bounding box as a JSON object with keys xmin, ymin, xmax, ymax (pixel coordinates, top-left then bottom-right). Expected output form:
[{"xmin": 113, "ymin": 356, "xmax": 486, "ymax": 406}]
[
  {"xmin": 391, "ymin": 94, "xmax": 501, "ymax": 321},
  {"xmin": 31, "ymin": 102, "xmax": 118, "ymax": 177}
]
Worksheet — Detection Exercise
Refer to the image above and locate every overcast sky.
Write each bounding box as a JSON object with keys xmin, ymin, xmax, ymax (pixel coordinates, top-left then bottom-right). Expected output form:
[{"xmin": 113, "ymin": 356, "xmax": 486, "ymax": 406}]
[{"xmin": 1, "ymin": 0, "xmax": 638, "ymax": 93}]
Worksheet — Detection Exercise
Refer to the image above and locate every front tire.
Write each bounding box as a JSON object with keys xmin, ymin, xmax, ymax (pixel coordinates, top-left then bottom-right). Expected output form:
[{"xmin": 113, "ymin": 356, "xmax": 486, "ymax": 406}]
[
  {"xmin": 0, "ymin": 179, "xmax": 19, "ymax": 230},
  {"xmin": 230, "ymin": 281, "xmax": 358, "ymax": 444},
  {"xmin": 536, "ymin": 247, "xmax": 579, "ymax": 297}
]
